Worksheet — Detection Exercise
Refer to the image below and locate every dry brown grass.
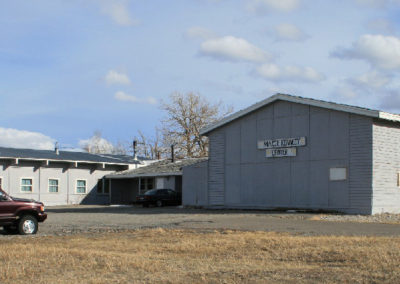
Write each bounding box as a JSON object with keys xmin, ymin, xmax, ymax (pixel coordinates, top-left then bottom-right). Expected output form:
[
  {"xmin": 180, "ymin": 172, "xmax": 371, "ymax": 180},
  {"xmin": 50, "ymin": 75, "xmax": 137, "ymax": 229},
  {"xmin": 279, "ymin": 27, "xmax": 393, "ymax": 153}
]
[{"xmin": 1, "ymin": 229, "xmax": 400, "ymax": 283}]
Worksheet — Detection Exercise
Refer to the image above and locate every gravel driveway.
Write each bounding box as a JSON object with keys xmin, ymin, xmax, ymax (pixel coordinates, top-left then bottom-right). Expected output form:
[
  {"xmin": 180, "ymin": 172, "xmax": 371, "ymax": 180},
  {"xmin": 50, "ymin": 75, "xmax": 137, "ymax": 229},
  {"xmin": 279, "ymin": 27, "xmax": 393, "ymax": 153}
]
[{"xmin": 7, "ymin": 205, "xmax": 399, "ymax": 237}]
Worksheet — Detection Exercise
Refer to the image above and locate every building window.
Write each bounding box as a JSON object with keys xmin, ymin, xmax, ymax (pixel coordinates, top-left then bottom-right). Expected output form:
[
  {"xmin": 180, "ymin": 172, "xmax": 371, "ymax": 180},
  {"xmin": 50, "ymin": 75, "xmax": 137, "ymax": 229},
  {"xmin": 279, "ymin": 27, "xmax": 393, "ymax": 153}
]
[
  {"xmin": 97, "ymin": 179, "xmax": 110, "ymax": 195},
  {"xmin": 329, "ymin": 168, "xmax": 347, "ymax": 181},
  {"xmin": 140, "ymin": 178, "xmax": 154, "ymax": 192},
  {"xmin": 21, "ymin": 178, "xmax": 33, "ymax": 192},
  {"xmin": 49, "ymin": 179, "xmax": 59, "ymax": 193},
  {"xmin": 76, "ymin": 180, "xmax": 87, "ymax": 194}
]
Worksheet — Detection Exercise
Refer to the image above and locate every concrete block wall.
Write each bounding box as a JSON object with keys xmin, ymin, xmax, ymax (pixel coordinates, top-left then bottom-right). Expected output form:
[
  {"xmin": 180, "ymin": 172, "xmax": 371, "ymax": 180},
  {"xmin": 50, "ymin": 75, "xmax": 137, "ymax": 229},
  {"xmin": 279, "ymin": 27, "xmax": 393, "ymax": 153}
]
[
  {"xmin": 0, "ymin": 161, "xmax": 119, "ymax": 206},
  {"xmin": 372, "ymin": 121, "xmax": 400, "ymax": 213}
]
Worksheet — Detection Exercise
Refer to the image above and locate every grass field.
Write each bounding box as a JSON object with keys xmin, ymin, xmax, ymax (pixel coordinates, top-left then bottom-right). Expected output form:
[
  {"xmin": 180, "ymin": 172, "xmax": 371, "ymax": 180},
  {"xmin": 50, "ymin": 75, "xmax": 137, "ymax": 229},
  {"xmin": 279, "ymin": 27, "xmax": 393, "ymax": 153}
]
[{"xmin": 1, "ymin": 229, "xmax": 400, "ymax": 283}]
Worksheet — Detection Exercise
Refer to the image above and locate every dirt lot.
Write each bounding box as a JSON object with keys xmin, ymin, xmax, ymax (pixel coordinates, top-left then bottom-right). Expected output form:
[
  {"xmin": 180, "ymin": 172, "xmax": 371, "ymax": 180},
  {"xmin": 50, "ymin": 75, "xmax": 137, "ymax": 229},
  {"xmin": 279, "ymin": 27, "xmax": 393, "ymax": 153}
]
[{"xmin": 9, "ymin": 205, "xmax": 400, "ymax": 237}]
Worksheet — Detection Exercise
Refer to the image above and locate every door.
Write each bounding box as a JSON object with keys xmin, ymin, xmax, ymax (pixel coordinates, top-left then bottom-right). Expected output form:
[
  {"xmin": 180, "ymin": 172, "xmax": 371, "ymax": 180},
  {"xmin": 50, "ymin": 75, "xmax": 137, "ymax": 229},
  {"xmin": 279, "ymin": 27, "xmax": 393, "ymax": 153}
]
[
  {"xmin": 0, "ymin": 192, "xmax": 18, "ymax": 224},
  {"xmin": 175, "ymin": 176, "xmax": 182, "ymax": 193}
]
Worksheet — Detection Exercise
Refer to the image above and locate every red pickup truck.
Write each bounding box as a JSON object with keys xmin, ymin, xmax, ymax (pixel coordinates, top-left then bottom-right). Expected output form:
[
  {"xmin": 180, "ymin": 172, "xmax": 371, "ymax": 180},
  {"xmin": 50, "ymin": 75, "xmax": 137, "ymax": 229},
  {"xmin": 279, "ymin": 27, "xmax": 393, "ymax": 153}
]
[{"xmin": 0, "ymin": 188, "xmax": 47, "ymax": 235}]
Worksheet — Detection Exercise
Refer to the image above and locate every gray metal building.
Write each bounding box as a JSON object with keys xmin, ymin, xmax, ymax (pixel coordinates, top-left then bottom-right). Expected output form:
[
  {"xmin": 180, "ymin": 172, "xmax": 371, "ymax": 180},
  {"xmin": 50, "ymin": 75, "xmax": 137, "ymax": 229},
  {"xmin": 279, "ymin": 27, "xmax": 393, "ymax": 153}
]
[
  {"xmin": 0, "ymin": 147, "xmax": 139, "ymax": 205},
  {"xmin": 183, "ymin": 94, "xmax": 400, "ymax": 214},
  {"xmin": 106, "ymin": 158, "xmax": 206, "ymax": 204}
]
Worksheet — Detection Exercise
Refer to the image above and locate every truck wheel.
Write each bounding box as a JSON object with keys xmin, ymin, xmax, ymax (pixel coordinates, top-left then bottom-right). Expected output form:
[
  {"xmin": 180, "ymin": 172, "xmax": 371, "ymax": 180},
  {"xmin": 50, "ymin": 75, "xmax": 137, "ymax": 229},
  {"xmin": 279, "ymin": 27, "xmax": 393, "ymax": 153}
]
[
  {"xmin": 18, "ymin": 215, "xmax": 38, "ymax": 235},
  {"xmin": 156, "ymin": 200, "xmax": 163, "ymax": 207}
]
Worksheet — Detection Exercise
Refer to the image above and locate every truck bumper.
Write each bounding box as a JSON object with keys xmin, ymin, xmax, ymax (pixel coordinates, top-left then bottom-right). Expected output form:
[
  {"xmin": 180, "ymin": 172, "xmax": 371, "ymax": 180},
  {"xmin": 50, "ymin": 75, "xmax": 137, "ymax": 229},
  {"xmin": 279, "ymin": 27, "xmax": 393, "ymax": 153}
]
[{"xmin": 38, "ymin": 212, "xmax": 47, "ymax": 222}]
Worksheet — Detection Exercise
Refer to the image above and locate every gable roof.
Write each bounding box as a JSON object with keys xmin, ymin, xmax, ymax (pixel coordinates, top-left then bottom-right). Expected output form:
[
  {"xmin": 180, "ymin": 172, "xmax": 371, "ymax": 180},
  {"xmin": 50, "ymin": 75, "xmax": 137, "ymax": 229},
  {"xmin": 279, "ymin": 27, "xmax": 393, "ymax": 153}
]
[
  {"xmin": 0, "ymin": 146, "xmax": 139, "ymax": 166},
  {"xmin": 106, "ymin": 158, "xmax": 208, "ymax": 179},
  {"xmin": 200, "ymin": 93, "xmax": 400, "ymax": 135}
]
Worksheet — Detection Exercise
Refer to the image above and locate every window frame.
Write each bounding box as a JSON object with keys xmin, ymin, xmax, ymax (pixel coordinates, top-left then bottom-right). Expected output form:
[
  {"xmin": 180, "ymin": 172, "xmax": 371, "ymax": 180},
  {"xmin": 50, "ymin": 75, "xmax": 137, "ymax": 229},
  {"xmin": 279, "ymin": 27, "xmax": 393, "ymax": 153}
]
[
  {"xmin": 75, "ymin": 179, "xmax": 87, "ymax": 194},
  {"xmin": 140, "ymin": 177, "xmax": 155, "ymax": 193},
  {"xmin": 96, "ymin": 178, "xmax": 110, "ymax": 195},
  {"xmin": 48, "ymin": 178, "xmax": 60, "ymax": 193},
  {"xmin": 20, "ymin": 177, "xmax": 34, "ymax": 193}
]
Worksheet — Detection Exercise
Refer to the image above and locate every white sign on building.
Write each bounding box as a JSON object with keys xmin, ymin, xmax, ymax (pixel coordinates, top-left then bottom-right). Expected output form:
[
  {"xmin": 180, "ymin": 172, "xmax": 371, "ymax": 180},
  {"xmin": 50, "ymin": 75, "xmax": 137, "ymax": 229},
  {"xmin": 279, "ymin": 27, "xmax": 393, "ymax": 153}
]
[
  {"xmin": 257, "ymin": 137, "xmax": 306, "ymax": 149},
  {"xmin": 266, "ymin": 148, "xmax": 297, "ymax": 158},
  {"xmin": 259, "ymin": 136, "xmax": 306, "ymax": 158}
]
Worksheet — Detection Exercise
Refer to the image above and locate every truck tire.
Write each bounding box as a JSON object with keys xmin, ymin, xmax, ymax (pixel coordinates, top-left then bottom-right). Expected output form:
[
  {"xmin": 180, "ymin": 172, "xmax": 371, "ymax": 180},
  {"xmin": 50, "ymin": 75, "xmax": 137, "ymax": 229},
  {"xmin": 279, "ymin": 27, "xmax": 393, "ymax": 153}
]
[{"xmin": 18, "ymin": 215, "xmax": 38, "ymax": 235}]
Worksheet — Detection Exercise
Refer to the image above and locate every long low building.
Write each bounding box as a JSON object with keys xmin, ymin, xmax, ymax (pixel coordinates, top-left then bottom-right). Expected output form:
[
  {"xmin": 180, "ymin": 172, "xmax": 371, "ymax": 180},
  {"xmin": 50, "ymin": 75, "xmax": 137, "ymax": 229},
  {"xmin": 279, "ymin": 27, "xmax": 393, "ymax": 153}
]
[
  {"xmin": 0, "ymin": 147, "xmax": 139, "ymax": 205},
  {"xmin": 183, "ymin": 94, "xmax": 400, "ymax": 214},
  {"xmin": 106, "ymin": 158, "xmax": 207, "ymax": 204}
]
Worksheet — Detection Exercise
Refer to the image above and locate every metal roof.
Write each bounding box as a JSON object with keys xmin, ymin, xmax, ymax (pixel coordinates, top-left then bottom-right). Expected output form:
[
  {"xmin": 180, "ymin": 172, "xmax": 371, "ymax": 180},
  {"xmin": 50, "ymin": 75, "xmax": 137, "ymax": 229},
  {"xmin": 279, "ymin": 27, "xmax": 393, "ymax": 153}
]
[
  {"xmin": 0, "ymin": 146, "xmax": 139, "ymax": 165},
  {"xmin": 106, "ymin": 158, "xmax": 208, "ymax": 178},
  {"xmin": 200, "ymin": 93, "xmax": 400, "ymax": 135}
]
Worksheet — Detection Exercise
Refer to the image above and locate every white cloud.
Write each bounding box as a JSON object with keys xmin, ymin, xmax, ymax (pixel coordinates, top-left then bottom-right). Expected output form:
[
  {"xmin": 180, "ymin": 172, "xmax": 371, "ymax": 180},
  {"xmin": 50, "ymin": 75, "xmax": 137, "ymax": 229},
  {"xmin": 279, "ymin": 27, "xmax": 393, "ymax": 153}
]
[
  {"xmin": 332, "ymin": 34, "xmax": 400, "ymax": 70},
  {"xmin": 274, "ymin": 23, "xmax": 308, "ymax": 41},
  {"xmin": 185, "ymin": 27, "xmax": 217, "ymax": 40},
  {"xmin": 247, "ymin": 0, "xmax": 301, "ymax": 13},
  {"xmin": 256, "ymin": 63, "xmax": 325, "ymax": 83},
  {"xmin": 101, "ymin": 0, "xmax": 138, "ymax": 26},
  {"xmin": 334, "ymin": 71, "xmax": 394, "ymax": 106},
  {"xmin": 114, "ymin": 91, "xmax": 157, "ymax": 104},
  {"xmin": 353, "ymin": 71, "xmax": 391, "ymax": 88},
  {"xmin": 105, "ymin": 70, "xmax": 131, "ymax": 85},
  {"xmin": 0, "ymin": 127, "xmax": 55, "ymax": 150},
  {"xmin": 380, "ymin": 90, "xmax": 400, "ymax": 110},
  {"xmin": 200, "ymin": 36, "xmax": 270, "ymax": 62},
  {"xmin": 335, "ymin": 86, "xmax": 360, "ymax": 100}
]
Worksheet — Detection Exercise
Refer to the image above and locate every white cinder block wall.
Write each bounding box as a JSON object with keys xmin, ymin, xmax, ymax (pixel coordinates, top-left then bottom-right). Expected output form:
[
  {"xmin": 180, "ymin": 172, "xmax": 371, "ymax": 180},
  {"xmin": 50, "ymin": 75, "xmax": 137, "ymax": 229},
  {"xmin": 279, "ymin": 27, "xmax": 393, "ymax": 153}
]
[
  {"xmin": 372, "ymin": 121, "xmax": 400, "ymax": 214},
  {"xmin": 0, "ymin": 161, "xmax": 120, "ymax": 206}
]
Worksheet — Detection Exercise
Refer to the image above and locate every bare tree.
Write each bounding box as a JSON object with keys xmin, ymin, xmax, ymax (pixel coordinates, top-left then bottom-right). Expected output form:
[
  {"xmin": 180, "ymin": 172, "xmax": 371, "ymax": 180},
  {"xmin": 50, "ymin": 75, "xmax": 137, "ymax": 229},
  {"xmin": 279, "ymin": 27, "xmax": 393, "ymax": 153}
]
[
  {"xmin": 160, "ymin": 92, "xmax": 232, "ymax": 158},
  {"xmin": 112, "ymin": 141, "xmax": 128, "ymax": 155},
  {"xmin": 134, "ymin": 129, "xmax": 165, "ymax": 159},
  {"xmin": 80, "ymin": 131, "xmax": 114, "ymax": 154},
  {"xmin": 80, "ymin": 131, "xmax": 128, "ymax": 155},
  {"xmin": 148, "ymin": 128, "xmax": 164, "ymax": 159}
]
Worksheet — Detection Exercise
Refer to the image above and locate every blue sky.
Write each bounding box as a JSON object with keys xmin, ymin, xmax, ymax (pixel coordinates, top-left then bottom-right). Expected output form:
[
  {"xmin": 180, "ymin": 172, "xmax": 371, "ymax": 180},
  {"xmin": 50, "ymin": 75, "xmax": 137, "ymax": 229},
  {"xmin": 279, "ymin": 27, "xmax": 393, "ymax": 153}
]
[{"xmin": 0, "ymin": 0, "xmax": 399, "ymax": 150}]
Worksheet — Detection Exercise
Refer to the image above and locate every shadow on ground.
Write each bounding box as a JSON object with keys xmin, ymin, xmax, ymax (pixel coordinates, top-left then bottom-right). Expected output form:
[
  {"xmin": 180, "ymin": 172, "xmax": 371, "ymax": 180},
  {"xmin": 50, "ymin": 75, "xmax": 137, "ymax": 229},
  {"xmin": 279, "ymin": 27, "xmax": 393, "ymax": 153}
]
[{"xmin": 45, "ymin": 205, "xmax": 329, "ymax": 216}]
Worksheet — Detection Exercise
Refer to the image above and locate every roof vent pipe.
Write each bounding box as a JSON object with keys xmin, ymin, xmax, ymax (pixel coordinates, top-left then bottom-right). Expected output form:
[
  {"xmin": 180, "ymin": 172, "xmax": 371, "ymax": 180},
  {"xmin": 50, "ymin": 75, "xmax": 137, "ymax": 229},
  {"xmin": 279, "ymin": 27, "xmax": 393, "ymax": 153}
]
[
  {"xmin": 133, "ymin": 140, "xmax": 138, "ymax": 160},
  {"xmin": 171, "ymin": 144, "xmax": 175, "ymax": 163},
  {"xmin": 55, "ymin": 142, "xmax": 59, "ymax": 155}
]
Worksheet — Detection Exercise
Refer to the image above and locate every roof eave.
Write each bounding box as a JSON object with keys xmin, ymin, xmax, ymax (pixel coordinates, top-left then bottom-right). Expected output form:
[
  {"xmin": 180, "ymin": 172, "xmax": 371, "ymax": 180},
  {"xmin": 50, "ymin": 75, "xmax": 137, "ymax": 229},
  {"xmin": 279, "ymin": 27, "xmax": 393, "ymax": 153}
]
[
  {"xmin": 379, "ymin": 111, "xmax": 400, "ymax": 122},
  {"xmin": 200, "ymin": 93, "xmax": 384, "ymax": 135},
  {"xmin": 106, "ymin": 171, "xmax": 182, "ymax": 179},
  {"xmin": 0, "ymin": 157, "xmax": 133, "ymax": 167}
]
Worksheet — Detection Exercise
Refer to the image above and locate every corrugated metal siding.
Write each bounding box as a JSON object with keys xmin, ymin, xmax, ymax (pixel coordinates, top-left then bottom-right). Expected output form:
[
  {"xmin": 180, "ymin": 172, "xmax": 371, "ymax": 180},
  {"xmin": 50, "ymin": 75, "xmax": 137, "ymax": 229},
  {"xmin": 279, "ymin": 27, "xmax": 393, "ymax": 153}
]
[
  {"xmin": 208, "ymin": 132, "xmax": 225, "ymax": 205},
  {"xmin": 372, "ymin": 121, "xmax": 400, "ymax": 213},
  {"xmin": 349, "ymin": 115, "xmax": 373, "ymax": 214},
  {"xmin": 204, "ymin": 101, "xmax": 377, "ymax": 214},
  {"xmin": 182, "ymin": 161, "xmax": 208, "ymax": 206}
]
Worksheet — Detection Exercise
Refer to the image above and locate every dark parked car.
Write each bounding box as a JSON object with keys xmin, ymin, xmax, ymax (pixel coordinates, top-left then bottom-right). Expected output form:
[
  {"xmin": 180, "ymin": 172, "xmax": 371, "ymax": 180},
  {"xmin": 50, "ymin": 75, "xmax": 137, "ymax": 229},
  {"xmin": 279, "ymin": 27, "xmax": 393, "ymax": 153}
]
[
  {"xmin": 0, "ymin": 188, "xmax": 47, "ymax": 235},
  {"xmin": 136, "ymin": 189, "xmax": 181, "ymax": 207}
]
